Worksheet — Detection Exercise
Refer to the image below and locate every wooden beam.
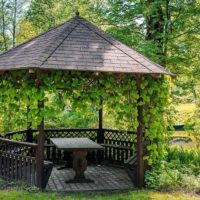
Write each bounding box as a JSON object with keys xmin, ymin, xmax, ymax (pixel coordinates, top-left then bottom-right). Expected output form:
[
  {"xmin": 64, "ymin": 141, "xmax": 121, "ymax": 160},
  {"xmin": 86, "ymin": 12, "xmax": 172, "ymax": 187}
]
[
  {"xmin": 0, "ymin": 71, "xmax": 5, "ymax": 75},
  {"xmin": 135, "ymin": 75, "xmax": 145, "ymax": 188},
  {"xmin": 150, "ymin": 74, "xmax": 162, "ymax": 78}
]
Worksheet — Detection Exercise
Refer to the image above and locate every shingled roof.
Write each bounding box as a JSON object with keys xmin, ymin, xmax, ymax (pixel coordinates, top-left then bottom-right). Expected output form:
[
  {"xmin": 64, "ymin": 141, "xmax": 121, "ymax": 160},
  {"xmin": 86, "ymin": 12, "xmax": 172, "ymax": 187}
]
[{"xmin": 0, "ymin": 15, "xmax": 173, "ymax": 75}]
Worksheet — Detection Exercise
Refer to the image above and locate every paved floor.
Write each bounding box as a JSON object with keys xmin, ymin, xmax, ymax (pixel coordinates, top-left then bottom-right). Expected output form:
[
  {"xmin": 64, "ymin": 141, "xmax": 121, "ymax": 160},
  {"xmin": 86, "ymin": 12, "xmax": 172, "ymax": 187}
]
[{"xmin": 46, "ymin": 165, "xmax": 134, "ymax": 192}]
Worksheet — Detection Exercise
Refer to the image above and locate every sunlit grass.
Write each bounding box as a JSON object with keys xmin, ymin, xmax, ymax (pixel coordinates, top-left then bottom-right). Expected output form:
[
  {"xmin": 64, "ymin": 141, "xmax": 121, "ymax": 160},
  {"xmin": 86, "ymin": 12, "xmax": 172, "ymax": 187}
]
[
  {"xmin": 174, "ymin": 103, "xmax": 196, "ymax": 124},
  {"xmin": 0, "ymin": 190, "xmax": 199, "ymax": 200}
]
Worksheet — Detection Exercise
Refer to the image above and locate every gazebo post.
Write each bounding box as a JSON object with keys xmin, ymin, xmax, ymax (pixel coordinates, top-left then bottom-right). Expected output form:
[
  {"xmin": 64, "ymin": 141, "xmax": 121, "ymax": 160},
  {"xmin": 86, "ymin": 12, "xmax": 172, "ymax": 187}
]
[
  {"xmin": 135, "ymin": 75, "xmax": 145, "ymax": 188},
  {"xmin": 97, "ymin": 98, "xmax": 104, "ymax": 162},
  {"xmin": 98, "ymin": 107, "xmax": 103, "ymax": 132},
  {"xmin": 35, "ymin": 70, "xmax": 45, "ymax": 189},
  {"xmin": 26, "ymin": 103, "xmax": 33, "ymax": 143}
]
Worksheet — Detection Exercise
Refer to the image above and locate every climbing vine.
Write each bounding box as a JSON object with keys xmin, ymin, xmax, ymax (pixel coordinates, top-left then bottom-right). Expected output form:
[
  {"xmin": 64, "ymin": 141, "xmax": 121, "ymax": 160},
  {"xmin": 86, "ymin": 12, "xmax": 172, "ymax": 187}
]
[
  {"xmin": 141, "ymin": 75, "xmax": 171, "ymax": 165},
  {"xmin": 0, "ymin": 70, "xmax": 171, "ymax": 165}
]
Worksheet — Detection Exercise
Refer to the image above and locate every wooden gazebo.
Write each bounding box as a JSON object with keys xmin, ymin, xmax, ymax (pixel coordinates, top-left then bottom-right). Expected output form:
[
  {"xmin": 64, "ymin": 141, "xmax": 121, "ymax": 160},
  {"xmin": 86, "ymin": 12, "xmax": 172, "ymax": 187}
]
[{"xmin": 0, "ymin": 13, "xmax": 172, "ymax": 190}]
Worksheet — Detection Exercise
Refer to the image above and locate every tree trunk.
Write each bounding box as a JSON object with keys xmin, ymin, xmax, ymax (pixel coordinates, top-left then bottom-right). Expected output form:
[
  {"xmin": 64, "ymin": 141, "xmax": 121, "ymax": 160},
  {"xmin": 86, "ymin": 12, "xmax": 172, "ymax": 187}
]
[
  {"xmin": 145, "ymin": 0, "xmax": 165, "ymax": 66},
  {"xmin": 1, "ymin": 0, "xmax": 8, "ymax": 51},
  {"xmin": 12, "ymin": 0, "xmax": 17, "ymax": 47}
]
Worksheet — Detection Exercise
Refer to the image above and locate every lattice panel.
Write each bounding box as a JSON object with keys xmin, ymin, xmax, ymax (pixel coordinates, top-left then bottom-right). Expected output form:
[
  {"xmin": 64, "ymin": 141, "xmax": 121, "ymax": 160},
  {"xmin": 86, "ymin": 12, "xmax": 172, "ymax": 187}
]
[
  {"xmin": 104, "ymin": 129, "xmax": 136, "ymax": 142},
  {"xmin": 104, "ymin": 129, "xmax": 136, "ymax": 149},
  {"xmin": 44, "ymin": 129, "xmax": 98, "ymax": 142},
  {"xmin": 103, "ymin": 129, "xmax": 136, "ymax": 164}
]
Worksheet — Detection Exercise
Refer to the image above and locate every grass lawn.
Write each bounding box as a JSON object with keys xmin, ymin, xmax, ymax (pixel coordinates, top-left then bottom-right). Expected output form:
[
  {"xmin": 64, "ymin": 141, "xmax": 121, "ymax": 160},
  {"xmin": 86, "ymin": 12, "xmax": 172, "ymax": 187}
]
[
  {"xmin": 175, "ymin": 102, "xmax": 196, "ymax": 124},
  {"xmin": 0, "ymin": 190, "xmax": 199, "ymax": 200},
  {"xmin": 172, "ymin": 102, "xmax": 197, "ymax": 142}
]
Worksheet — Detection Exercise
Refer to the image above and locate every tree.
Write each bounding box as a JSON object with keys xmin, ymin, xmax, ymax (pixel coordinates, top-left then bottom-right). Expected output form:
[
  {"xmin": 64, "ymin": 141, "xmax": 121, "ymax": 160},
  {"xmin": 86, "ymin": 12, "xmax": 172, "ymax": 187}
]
[
  {"xmin": 8, "ymin": 0, "xmax": 29, "ymax": 47},
  {"xmin": 0, "ymin": 0, "xmax": 29, "ymax": 51},
  {"xmin": 144, "ymin": 0, "xmax": 165, "ymax": 65},
  {"xmin": 24, "ymin": 0, "xmax": 104, "ymax": 34},
  {"xmin": 0, "ymin": 0, "xmax": 9, "ymax": 51},
  {"xmin": 16, "ymin": 19, "xmax": 39, "ymax": 44}
]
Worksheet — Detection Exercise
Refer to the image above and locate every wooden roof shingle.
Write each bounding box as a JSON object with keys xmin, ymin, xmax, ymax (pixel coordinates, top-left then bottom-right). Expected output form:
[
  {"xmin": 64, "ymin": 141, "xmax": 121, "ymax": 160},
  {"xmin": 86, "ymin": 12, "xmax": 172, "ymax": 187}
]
[{"xmin": 0, "ymin": 16, "xmax": 173, "ymax": 75}]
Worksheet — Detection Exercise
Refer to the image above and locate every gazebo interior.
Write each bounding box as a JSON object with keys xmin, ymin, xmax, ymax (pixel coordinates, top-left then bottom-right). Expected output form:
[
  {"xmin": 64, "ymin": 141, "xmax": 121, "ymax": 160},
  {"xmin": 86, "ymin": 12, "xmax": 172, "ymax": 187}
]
[{"xmin": 0, "ymin": 14, "xmax": 172, "ymax": 191}]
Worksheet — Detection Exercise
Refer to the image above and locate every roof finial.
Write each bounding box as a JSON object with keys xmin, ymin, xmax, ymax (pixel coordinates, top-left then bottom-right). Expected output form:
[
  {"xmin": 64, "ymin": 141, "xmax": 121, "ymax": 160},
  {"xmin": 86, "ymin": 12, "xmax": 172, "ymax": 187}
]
[{"xmin": 75, "ymin": 10, "xmax": 80, "ymax": 17}]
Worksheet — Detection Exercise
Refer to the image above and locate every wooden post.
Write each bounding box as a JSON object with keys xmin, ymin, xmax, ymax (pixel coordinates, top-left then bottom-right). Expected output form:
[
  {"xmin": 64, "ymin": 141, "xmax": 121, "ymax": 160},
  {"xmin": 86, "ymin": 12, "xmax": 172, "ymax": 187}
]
[
  {"xmin": 97, "ymin": 98, "xmax": 104, "ymax": 162},
  {"xmin": 26, "ymin": 127, "xmax": 33, "ymax": 143},
  {"xmin": 26, "ymin": 103, "xmax": 33, "ymax": 143},
  {"xmin": 98, "ymin": 107, "xmax": 104, "ymax": 143},
  {"xmin": 98, "ymin": 108, "xmax": 103, "ymax": 132},
  {"xmin": 97, "ymin": 97, "xmax": 104, "ymax": 143},
  {"xmin": 35, "ymin": 70, "xmax": 45, "ymax": 189},
  {"xmin": 135, "ymin": 75, "xmax": 145, "ymax": 188}
]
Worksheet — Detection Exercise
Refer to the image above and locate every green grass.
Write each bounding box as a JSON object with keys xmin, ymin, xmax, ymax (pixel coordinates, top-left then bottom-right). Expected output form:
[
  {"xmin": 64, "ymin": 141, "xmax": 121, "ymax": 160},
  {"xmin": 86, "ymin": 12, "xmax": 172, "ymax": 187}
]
[
  {"xmin": 172, "ymin": 102, "xmax": 197, "ymax": 143},
  {"xmin": 0, "ymin": 190, "xmax": 199, "ymax": 200},
  {"xmin": 174, "ymin": 103, "xmax": 196, "ymax": 124}
]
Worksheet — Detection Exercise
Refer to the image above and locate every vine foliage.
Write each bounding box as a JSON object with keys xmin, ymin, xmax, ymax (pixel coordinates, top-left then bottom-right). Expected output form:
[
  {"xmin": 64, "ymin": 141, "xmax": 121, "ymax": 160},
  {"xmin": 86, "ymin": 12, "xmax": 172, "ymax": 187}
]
[{"xmin": 0, "ymin": 70, "xmax": 170, "ymax": 165}]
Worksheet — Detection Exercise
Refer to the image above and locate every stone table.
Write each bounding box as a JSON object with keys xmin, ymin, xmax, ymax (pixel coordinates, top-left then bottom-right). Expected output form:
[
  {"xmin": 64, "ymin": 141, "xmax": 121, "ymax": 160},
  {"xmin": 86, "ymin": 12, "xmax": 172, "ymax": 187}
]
[{"xmin": 50, "ymin": 137, "xmax": 103, "ymax": 183}]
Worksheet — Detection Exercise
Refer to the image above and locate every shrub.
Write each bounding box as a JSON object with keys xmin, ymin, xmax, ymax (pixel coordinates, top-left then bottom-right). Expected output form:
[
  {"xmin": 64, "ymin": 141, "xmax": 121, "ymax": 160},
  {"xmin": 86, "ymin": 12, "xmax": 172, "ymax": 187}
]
[
  {"xmin": 180, "ymin": 174, "xmax": 200, "ymax": 191},
  {"xmin": 145, "ymin": 163, "xmax": 181, "ymax": 191},
  {"xmin": 167, "ymin": 147, "xmax": 200, "ymax": 175},
  {"xmin": 145, "ymin": 147, "xmax": 200, "ymax": 192}
]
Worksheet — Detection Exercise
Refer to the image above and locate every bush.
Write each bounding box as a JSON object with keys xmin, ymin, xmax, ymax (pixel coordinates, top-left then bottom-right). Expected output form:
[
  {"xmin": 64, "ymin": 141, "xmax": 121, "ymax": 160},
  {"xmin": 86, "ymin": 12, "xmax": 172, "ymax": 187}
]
[
  {"xmin": 167, "ymin": 147, "xmax": 200, "ymax": 175},
  {"xmin": 145, "ymin": 162, "xmax": 181, "ymax": 191},
  {"xmin": 181, "ymin": 174, "xmax": 200, "ymax": 191},
  {"xmin": 145, "ymin": 147, "xmax": 200, "ymax": 192}
]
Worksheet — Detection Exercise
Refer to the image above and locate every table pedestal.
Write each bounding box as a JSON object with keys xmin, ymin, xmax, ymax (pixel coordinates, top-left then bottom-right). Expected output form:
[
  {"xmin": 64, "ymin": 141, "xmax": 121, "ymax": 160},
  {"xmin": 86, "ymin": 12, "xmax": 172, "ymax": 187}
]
[{"xmin": 65, "ymin": 150, "xmax": 94, "ymax": 183}]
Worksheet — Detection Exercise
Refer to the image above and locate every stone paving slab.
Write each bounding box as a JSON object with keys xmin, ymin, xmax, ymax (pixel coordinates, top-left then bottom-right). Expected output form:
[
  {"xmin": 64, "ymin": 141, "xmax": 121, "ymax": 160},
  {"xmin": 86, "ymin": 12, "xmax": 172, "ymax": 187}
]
[{"xmin": 46, "ymin": 165, "xmax": 134, "ymax": 192}]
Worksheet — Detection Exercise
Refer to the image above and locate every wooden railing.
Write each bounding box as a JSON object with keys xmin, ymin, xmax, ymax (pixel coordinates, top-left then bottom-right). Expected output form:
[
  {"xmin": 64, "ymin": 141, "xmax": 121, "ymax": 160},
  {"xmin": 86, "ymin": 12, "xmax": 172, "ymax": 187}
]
[
  {"xmin": 0, "ymin": 138, "xmax": 38, "ymax": 186},
  {"xmin": 103, "ymin": 129, "xmax": 136, "ymax": 164},
  {"xmin": 0, "ymin": 128, "xmax": 141, "ymax": 189},
  {"xmin": 43, "ymin": 128, "xmax": 136, "ymax": 165},
  {"xmin": 3, "ymin": 128, "xmax": 137, "ymax": 165}
]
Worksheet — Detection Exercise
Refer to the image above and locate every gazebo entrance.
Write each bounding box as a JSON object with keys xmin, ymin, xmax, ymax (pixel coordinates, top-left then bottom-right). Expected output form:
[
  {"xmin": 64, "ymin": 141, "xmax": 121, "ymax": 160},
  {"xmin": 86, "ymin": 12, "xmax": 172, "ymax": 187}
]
[{"xmin": 0, "ymin": 13, "xmax": 172, "ymax": 190}]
